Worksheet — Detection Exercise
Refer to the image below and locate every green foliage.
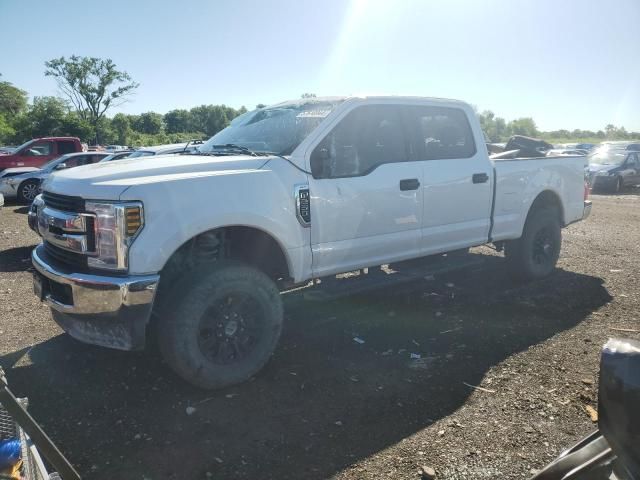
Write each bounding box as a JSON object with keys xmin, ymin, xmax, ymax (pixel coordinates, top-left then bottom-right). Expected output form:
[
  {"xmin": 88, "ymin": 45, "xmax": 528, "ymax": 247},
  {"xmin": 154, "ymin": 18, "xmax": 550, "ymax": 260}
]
[
  {"xmin": 133, "ymin": 112, "xmax": 164, "ymax": 135},
  {"xmin": 110, "ymin": 113, "xmax": 131, "ymax": 145},
  {"xmin": 507, "ymin": 117, "xmax": 538, "ymax": 137},
  {"xmin": 0, "ymin": 78, "xmax": 28, "ymax": 116},
  {"xmin": 44, "ymin": 55, "xmax": 139, "ymax": 141},
  {"xmin": 8, "ymin": 97, "xmax": 94, "ymax": 142},
  {"xmin": 165, "ymin": 109, "xmax": 191, "ymax": 133},
  {"xmin": 0, "ymin": 113, "xmax": 15, "ymax": 143}
]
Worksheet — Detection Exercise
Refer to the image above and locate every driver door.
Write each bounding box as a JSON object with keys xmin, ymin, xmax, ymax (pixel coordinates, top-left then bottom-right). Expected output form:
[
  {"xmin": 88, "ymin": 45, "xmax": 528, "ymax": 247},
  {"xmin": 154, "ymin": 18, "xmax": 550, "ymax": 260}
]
[
  {"xmin": 22, "ymin": 140, "xmax": 55, "ymax": 168},
  {"xmin": 308, "ymin": 104, "xmax": 423, "ymax": 277}
]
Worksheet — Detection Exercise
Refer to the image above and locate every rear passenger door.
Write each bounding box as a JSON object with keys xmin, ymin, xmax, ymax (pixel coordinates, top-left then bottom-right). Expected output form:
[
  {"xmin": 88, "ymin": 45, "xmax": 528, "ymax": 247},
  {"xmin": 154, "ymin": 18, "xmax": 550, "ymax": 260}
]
[
  {"xmin": 308, "ymin": 104, "xmax": 423, "ymax": 276},
  {"xmin": 403, "ymin": 105, "xmax": 493, "ymax": 254}
]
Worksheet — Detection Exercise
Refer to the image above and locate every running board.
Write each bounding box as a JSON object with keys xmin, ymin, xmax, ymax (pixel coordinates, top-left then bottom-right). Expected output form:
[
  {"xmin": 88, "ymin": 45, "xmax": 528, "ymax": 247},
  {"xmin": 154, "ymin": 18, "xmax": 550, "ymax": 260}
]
[{"xmin": 302, "ymin": 253, "xmax": 486, "ymax": 301}]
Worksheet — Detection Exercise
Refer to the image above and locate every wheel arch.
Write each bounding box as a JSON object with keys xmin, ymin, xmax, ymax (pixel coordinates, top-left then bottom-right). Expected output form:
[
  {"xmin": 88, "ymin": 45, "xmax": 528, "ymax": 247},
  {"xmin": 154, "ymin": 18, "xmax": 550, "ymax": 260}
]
[{"xmin": 525, "ymin": 189, "xmax": 565, "ymax": 226}]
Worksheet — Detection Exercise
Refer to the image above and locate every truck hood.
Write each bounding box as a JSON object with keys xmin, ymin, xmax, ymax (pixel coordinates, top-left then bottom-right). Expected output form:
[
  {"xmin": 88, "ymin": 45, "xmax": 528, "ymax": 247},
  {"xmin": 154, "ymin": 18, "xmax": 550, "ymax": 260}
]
[{"xmin": 42, "ymin": 154, "xmax": 269, "ymax": 199}]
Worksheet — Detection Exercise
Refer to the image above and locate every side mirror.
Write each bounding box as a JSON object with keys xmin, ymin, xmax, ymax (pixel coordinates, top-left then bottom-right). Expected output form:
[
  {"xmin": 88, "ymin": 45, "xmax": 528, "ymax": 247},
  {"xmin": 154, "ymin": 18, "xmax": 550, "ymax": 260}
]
[
  {"xmin": 55, "ymin": 163, "xmax": 67, "ymax": 170},
  {"xmin": 310, "ymin": 147, "xmax": 330, "ymax": 178}
]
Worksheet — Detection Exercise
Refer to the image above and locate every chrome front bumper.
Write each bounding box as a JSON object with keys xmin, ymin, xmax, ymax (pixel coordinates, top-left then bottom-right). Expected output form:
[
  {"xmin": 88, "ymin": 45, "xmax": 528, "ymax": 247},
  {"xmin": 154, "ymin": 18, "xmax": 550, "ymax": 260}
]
[{"xmin": 32, "ymin": 244, "xmax": 159, "ymax": 350}]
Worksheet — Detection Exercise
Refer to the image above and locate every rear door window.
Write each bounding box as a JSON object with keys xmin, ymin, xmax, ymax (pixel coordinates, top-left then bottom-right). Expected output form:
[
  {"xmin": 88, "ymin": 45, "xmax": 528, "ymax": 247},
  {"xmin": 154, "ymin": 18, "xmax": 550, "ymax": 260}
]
[
  {"xmin": 57, "ymin": 140, "xmax": 77, "ymax": 155},
  {"xmin": 404, "ymin": 106, "xmax": 476, "ymax": 160}
]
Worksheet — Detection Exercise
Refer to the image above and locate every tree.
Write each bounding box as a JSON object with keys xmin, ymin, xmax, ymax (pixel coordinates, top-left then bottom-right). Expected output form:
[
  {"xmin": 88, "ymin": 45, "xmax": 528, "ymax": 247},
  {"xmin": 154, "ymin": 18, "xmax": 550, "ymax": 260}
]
[
  {"xmin": 164, "ymin": 109, "xmax": 191, "ymax": 133},
  {"xmin": 507, "ymin": 117, "xmax": 538, "ymax": 137},
  {"xmin": 44, "ymin": 56, "xmax": 139, "ymax": 143},
  {"xmin": 605, "ymin": 124, "xmax": 616, "ymax": 139},
  {"xmin": 301, "ymin": 93, "xmax": 317, "ymax": 98},
  {"xmin": 256, "ymin": 103, "xmax": 266, "ymax": 109},
  {"xmin": 0, "ymin": 114, "xmax": 15, "ymax": 143},
  {"xmin": 0, "ymin": 76, "xmax": 28, "ymax": 117},
  {"xmin": 133, "ymin": 112, "xmax": 163, "ymax": 135},
  {"xmin": 111, "ymin": 113, "xmax": 131, "ymax": 145}
]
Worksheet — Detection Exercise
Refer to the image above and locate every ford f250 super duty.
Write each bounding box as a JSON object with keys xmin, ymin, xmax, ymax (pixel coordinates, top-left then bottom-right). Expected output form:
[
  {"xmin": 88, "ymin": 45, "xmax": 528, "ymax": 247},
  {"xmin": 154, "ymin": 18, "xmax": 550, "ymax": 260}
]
[{"xmin": 28, "ymin": 96, "xmax": 591, "ymax": 389}]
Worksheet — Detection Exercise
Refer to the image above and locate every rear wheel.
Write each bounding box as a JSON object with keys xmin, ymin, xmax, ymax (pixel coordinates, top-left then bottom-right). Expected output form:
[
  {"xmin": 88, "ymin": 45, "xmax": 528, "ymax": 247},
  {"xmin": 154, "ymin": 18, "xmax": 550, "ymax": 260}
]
[
  {"xmin": 505, "ymin": 208, "xmax": 561, "ymax": 281},
  {"xmin": 17, "ymin": 179, "xmax": 39, "ymax": 203},
  {"xmin": 157, "ymin": 261, "xmax": 283, "ymax": 389}
]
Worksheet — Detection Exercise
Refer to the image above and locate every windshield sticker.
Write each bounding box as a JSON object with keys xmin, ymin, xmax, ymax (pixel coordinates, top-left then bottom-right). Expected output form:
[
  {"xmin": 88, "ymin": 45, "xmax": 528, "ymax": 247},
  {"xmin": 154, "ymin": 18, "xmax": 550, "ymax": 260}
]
[{"xmin": 296, "ymin": 110, "xmax": 332, "ymax": 118}]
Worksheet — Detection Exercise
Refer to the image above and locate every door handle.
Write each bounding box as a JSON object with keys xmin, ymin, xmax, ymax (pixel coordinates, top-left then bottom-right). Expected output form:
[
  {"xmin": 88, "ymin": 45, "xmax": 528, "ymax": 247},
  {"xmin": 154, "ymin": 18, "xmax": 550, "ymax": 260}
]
[
  {"xmin": 472, "ymin": 173, "xmax": 489, "ymax": 184},
  {"xmin": 399, "ymin": 178, "xmax": 420, "ymax": 191}
]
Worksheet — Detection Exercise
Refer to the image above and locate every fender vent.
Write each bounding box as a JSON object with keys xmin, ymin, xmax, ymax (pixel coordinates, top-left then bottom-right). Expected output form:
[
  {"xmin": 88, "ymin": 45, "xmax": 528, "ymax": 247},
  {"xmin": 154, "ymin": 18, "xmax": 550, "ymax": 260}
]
[{"xmin": 295, "ymin": 185, "xmax": 310, "ymax": 226}]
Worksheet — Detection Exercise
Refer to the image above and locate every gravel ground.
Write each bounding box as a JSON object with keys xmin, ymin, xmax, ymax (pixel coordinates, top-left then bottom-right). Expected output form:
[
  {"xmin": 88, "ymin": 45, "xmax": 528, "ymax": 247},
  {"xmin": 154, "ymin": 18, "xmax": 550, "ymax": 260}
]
[{"xmin": 0, "ymin": 191, "xmax": 638, "ymax": 480}]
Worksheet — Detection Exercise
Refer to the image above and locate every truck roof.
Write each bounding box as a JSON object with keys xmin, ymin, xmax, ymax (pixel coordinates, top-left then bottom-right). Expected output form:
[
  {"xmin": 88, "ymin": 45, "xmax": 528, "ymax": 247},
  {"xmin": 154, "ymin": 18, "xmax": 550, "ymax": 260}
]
[
  {"xmin": 269, "ymin": 95, "xmax": 470, "ymax": 109},
  {"xmin": 32, "ymin": 136, "xmax": 80, "ymax": 141}
]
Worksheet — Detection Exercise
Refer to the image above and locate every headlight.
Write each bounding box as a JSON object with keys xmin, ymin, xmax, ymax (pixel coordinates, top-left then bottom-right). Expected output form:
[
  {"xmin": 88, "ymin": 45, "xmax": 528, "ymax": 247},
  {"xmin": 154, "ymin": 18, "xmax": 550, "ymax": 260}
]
[{"xmin": 85, "ymin": 201, "xmax": 144, "ymax": 271}]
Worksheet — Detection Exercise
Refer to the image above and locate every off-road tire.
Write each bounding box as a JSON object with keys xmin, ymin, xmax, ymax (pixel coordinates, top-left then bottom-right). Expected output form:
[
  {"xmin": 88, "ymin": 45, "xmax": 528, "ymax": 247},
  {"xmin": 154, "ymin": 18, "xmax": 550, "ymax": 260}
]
[
  {"xmin": 505, "ymin": 208, "xmax": 561, "ymax": 281},
  {"xmin": 157, "ymin": 261, "xmax": 283, "ymax": 389}
]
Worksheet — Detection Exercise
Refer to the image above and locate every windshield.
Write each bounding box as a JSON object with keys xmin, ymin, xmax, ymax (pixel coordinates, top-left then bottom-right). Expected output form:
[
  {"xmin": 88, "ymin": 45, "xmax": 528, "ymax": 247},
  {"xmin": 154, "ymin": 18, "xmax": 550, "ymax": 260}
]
[
  {"xmin": 127, "ymin": 150, "xmax": 155, "ymax": 158},
  {"xmin": 199, "ymin": 100, "xmax": 343, "ymax": 155},
  {"xmin": 589, "ymin": 151, "xmax": 627, "ymax": 165},
  {"xmin": 12, "ymin": 139, "xmax": 36, "ymax": 153}
]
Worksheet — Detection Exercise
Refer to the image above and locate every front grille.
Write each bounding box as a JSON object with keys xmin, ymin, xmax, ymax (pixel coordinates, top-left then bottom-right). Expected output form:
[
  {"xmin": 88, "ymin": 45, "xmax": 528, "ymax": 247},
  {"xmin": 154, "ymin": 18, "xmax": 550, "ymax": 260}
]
[
  {"xmin": 44, "ymin": 241, "xmax": 88, "ymax": 271},
  {"xmin": 42, "ymin": 191, "xmax": 85, "ymax": 213}
]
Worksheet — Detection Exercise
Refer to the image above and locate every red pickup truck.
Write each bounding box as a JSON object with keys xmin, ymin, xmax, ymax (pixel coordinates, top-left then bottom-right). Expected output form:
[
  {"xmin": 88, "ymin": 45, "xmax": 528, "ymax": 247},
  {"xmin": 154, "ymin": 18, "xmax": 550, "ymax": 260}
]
[{"xmin": 0, "ymin": 137, "xmax": 83, "ymax": 172}]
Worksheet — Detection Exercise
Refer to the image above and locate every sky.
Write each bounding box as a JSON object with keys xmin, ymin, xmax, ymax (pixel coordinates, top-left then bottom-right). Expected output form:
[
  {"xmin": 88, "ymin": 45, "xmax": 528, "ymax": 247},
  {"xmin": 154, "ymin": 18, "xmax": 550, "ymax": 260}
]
[{"xmin": 1, "ymin": 0, "xmax": 639, "ymax": 132}]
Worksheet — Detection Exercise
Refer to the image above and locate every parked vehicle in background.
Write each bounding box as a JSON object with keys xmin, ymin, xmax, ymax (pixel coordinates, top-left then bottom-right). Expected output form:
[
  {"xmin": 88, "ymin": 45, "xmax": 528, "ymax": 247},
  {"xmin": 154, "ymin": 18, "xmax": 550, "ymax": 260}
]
[
  {"xmin": 504, "ymin": 135, "xmax": 554, "ymax": 157},
  {"xmin": 100, "ymin": 151, "xmax": 134, "ymax": 162},
  {"xmin": 0, "ymin": 151, "xmax": 109, "ymax": 202},
  {"xmin": 0, "ymin": 146, "xmax": 16, "ymax": 154},
  {"xmin": 0, "ymin": 192, "xmax": 3, "ymax": 209},
  {"xmin": 124, "ymin": 143, "xmax": 194, "ymax": 159},
  {"xmin": 546, "ymin": 148, "xmax": 589, "ymax": 157},
  {"xmin": 105, "ymin": 145, "xmax": 128, "ymax": 152},
  {"xmin": 0, "ymin": 137, "xmax": 83, "ymax": 172},
  {"xmin": 575, "ymin": 143, "xmax": 596, "ymax": 151},
  {"xmin": 624, "ymin": 143, "xmax": 640, "ymax": 152},
  {"xmin": 29, "ymin": 96, "xmax": 591, "ymax": 389},
  {"xmin": 588, "ymin": 150, "xmax": 640, "ymax": 193}
]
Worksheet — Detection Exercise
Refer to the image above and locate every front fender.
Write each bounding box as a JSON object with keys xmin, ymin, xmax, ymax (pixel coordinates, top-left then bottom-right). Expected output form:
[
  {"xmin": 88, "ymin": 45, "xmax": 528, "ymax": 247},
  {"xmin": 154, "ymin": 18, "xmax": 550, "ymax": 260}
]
[{"xmin": 120, "ymin": 165, "xmax": 311, "ymax": 280}]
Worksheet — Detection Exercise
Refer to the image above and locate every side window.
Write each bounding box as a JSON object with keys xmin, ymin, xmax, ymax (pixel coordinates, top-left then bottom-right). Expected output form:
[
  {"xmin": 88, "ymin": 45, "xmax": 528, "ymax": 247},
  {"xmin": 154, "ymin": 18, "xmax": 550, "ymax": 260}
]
[
  {"xmin": 311, "ymin": 105, "xmax": 406, "ymax": 178},
  {"xmin": 23, "ymin": 141, "xmax": 53, "ymax": 156},
  {"xmin": 63, "ymin": 155, "xmax": 88, "ymax": 168},
  {"xmin": 406, "ymin": 106, "xmax": 476, "ymax": 160},
  {"xmin": 57, "ymin": 140, "xmax": 76, "ymax": 155},
  {"xmin": 88, "ymin": 154, "xmax": 104, "ymax": 164}
]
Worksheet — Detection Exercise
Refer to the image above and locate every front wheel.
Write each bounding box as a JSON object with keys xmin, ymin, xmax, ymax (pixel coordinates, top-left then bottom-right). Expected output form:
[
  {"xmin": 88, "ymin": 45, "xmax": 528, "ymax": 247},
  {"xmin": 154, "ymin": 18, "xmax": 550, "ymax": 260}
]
[
  {"xmin": 17, "ymin": 179, "xmax": 39, "ymax": 203},
  {"xmin": 505, "ymin": 208, "xmax": 562, "ymax": 281},
  {"xmin": 157, "ymin": 261, "xmax": 283, "ymax": 389}
]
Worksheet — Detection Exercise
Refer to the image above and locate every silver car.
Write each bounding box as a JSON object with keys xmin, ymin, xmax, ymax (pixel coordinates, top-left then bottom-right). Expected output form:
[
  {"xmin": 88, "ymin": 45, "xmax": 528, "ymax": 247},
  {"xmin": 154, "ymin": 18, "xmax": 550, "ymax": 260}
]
[{"xmin": 0, "ymin": 151, "xmax": 109, "ymax": 203}]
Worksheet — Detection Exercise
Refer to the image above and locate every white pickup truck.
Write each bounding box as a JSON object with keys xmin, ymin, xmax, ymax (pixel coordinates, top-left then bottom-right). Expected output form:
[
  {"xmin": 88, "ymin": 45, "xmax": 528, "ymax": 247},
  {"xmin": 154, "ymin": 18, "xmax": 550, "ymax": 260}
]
[{"xmin": 29, "ymin": 96, "xmax": 591, "ymax": 389}]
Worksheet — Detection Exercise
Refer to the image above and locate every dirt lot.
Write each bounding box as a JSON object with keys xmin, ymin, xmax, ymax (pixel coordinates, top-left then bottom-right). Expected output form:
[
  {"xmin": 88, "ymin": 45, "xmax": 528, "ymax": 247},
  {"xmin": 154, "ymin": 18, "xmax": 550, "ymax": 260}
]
[{"xmin": 0, "ymin": 192, "xmax": 639, "ymax": 480}]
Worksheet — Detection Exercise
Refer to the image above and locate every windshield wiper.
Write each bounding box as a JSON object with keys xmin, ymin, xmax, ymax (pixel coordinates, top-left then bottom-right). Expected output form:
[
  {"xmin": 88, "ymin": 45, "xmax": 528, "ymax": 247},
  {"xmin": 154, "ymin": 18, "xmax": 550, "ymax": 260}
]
[{"xmin": 209, "ymin": 144, "xmax": 260, "ymax": 156}]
